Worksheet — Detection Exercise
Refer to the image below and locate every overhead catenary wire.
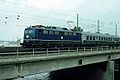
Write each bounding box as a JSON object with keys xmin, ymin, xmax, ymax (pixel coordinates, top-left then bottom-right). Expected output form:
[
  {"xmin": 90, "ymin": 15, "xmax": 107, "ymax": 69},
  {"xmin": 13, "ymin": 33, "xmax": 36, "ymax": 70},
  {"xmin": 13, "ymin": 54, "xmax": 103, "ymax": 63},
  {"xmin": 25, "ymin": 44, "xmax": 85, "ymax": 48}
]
[
  {"xmin": 0, "ymin": 0, "xmax": 119, "ymax": 34},
  {"xmin": 0, "ymin": 0, "xmax": 107, "ymax": 29},
  {"xmin": 0, "ymin": 0, "xmax": 119, "ymax": 24},
  {"xmin": 0, "ymin": 0, "xmax": 101, "ymax": 22},
  {"xmin": 0, "ymin": 6, "xmax": 117, "ymax": 34},
  {"xmin": 0, "ymin": 8, "xmax": 97, "ymax": 29},
  {"xmin": 0, "ymin": 9, "xmax": 66, "ymax": 22},
  {"xmin": 0, "ymin": 1, "xmax": 75, "ymax": 19},
  {"xmin": 0, "ymin": 9, "xmax": 68, "ymax": 27}
]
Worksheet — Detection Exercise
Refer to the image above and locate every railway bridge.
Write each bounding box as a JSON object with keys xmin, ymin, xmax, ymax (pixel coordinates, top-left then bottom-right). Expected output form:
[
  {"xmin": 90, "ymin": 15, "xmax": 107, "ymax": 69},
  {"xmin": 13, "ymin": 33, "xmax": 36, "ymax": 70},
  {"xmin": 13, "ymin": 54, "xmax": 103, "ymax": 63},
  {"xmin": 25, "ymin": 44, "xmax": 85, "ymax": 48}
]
[{"xmin": 0, "ymin": 46, "xmax": 120, "ymax": 80}]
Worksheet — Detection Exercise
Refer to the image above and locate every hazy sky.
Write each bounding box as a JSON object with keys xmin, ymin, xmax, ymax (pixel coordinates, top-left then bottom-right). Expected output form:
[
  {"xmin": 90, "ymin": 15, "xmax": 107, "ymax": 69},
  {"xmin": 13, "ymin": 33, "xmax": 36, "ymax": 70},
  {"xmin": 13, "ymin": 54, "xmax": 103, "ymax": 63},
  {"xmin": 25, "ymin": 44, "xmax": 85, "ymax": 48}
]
[{"xmin": 0, "ymin": 0, "xmax": 120, "ymax": 41}]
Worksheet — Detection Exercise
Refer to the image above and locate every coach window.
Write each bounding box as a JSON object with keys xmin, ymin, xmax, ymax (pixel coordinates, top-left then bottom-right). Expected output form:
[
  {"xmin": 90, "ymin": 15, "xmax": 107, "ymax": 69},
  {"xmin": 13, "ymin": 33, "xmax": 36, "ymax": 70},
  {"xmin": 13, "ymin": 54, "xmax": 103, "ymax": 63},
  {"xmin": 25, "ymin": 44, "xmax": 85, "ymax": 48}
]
[
  {"xmin": 99, "ymin": 37, "xmax": 101, "ymax": 41},
  {"xmin": 43, "ymin": 30, "xmax": 48, "ymax": 34},
  {"xmin": 104, "ymin": 38, "xmax": 106, "ymax": 41},
  {"xmin": 90, "ymin": 36, "xmax": 92, "ymax": 40},
  {"xmin": 87, "ymin": 36, "xmax": 89, "ymax": 40},
  {"xmin": 101, "ymin": 37, "xmax": 103, "ymax": 41},
  {"xmin": 99, "ymin": 37, "xmax": 100, "ymax": 40},
  {"xmin": 105, "ymin": 38, "xmax": 106, "ymax": 41},
  {"xmin": 93, "ymin": 36, "xmax": 95, "ymax": 40},
  {"xmin": 103, "ymin": 37, "xmax": 105, "ymax": 41}
]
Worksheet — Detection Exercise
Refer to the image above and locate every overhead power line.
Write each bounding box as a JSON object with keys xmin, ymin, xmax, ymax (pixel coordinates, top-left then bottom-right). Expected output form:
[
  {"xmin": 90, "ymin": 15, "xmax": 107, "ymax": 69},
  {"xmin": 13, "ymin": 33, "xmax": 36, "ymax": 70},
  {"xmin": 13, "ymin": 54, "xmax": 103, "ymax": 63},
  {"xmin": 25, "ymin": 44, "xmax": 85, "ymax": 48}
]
[
  {"xmin": 0, "ymin": 0, "xmax": 101, "ymax": 22},
  {"xmin": 0, "ymin": 9, "xmax": 66, "ymax": 22}
]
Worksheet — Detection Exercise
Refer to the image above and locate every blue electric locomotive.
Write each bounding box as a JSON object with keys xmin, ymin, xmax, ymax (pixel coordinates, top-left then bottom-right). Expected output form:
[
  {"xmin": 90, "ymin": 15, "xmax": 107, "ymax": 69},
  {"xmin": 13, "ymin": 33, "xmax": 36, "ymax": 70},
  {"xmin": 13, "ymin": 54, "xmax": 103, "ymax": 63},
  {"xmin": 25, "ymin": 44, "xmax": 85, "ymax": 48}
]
[
  {"xmin": 22, "ymin": 25, "xmax": 120, "ymax": 48},
  {"xmin": 23, "ymin": 25, "xmax": 82, "ymax": 47}
]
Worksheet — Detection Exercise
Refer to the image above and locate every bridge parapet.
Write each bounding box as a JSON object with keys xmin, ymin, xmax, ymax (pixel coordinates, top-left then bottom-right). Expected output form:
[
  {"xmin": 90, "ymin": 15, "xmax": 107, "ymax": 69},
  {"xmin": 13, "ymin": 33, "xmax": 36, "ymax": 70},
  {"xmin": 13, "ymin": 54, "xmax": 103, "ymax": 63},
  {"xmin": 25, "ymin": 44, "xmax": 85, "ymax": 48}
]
[
  {"xmin": 0, "ymin": 46, "xmax": 120, "ymax": 59},
  {"xmin": 0, "ymin": 46, "xmax": 120, "ymax": 79}
]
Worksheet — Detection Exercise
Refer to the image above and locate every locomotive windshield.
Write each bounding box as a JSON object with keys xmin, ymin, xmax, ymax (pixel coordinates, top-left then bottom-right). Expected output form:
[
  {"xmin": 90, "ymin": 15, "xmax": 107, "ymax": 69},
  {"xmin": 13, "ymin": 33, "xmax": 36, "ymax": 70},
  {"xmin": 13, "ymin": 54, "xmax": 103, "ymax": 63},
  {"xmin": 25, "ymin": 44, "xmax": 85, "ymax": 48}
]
[
  {"xmin": 25, "ymin": 29, "xmax": 33, "ymax": 34},
  {"xmin": 24, "ymin": 28, "xmax": 35, "ymax": 39}
]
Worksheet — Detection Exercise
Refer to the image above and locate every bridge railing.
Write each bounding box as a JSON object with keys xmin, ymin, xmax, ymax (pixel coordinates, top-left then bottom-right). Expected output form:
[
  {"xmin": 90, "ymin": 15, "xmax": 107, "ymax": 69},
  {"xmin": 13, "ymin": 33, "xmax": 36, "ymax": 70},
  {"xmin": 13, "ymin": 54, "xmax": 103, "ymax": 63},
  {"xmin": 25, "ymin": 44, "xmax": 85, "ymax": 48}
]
[
  {"xmin": 0, "ymin": 46, "xmax": 120, "ymax": 59},
  {"xmin": 15, "ymin": 46, "xmax": 120, "ymax": 57}
]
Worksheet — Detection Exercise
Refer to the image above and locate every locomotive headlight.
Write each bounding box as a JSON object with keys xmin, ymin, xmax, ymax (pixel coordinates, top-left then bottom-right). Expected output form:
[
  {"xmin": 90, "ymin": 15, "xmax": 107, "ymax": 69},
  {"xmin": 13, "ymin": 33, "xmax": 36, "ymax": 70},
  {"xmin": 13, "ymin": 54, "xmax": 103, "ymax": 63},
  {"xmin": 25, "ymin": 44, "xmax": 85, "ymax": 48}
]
[
  {"xmin": 61, "ymin": 36, "xmax": 63, "ymax": 39},
  {"xmin": 26, "ymin": 35, "xmax": 29, "ymax": 38}
]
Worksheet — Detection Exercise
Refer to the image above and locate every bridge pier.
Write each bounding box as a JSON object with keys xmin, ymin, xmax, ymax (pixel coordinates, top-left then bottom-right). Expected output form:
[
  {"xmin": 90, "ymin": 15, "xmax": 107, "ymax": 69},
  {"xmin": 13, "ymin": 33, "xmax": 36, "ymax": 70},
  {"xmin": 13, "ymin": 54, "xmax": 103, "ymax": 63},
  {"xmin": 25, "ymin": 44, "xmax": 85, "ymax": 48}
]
[
  {"xmin": 115, "ymin": 59, "xmax": 120, "ymax": 80},
  {"xmin": 102, "ymin": 61, "xmax": 114, "ymax": 80}
]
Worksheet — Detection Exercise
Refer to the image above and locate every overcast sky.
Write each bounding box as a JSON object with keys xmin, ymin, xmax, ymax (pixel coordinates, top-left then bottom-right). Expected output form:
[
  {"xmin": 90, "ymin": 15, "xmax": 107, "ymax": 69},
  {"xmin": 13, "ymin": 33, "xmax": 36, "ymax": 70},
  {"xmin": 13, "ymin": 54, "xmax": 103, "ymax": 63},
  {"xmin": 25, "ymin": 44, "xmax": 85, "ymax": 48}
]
[{"xmin": 0, "ymin": 0, "xmax": 120, "ymax": 41}]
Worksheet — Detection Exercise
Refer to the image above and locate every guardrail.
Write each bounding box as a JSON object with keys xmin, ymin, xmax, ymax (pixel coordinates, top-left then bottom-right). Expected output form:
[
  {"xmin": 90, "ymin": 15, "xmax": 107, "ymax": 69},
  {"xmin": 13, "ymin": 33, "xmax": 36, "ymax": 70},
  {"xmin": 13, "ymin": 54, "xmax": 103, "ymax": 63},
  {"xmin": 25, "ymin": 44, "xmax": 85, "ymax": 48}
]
[{"xmin": 0, "ymin": 46, "xmax": 120, "ymax": 59}]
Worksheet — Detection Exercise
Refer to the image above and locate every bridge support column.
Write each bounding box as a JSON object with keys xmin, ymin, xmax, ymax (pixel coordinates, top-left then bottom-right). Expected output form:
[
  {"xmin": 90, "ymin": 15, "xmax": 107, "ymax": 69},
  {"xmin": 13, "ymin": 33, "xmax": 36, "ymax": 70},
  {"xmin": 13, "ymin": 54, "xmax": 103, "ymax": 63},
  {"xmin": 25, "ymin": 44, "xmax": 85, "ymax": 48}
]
[
  {"xmin": 107, "ymin": 61, "xmax": 114, "ymax": 80},
  {"xmin": 102, "ymin": 61, "xmax": 114, "ymax": 80}
]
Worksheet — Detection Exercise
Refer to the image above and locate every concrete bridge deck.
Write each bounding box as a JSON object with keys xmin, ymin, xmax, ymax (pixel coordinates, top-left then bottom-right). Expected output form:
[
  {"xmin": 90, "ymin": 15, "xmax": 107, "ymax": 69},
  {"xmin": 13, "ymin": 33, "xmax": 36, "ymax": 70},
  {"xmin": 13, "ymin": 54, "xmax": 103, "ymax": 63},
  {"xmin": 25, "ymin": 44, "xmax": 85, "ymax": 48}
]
[{"xmin": 0, "ymin": 49, "xmax": 120, "ymax": 80}]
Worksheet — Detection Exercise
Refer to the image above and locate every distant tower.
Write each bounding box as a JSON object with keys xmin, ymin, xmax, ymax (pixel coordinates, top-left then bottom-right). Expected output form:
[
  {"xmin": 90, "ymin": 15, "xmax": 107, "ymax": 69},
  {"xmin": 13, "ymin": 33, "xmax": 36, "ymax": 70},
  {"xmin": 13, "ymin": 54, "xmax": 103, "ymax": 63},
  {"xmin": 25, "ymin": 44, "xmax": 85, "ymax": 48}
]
[
  {"xmin": 115, "ymin": 22, "xmax": 118, "ymax": 36},
  {"xmin": 97, "ymin": 20, "xmax": 100, "ymax": 33},
  {"xmin": 77, "ymin": 14, "xmax": 79, "ymax": 29}
]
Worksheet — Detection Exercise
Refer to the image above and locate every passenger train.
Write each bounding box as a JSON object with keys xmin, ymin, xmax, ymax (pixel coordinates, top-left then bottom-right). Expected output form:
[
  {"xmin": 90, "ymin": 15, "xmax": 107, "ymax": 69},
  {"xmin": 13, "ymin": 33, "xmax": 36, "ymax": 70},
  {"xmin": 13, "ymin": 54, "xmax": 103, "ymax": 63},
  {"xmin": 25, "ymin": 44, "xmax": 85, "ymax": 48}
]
[{"xmin": 21, "ymin": 25, "xmax": 120, "ymax": 48}]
